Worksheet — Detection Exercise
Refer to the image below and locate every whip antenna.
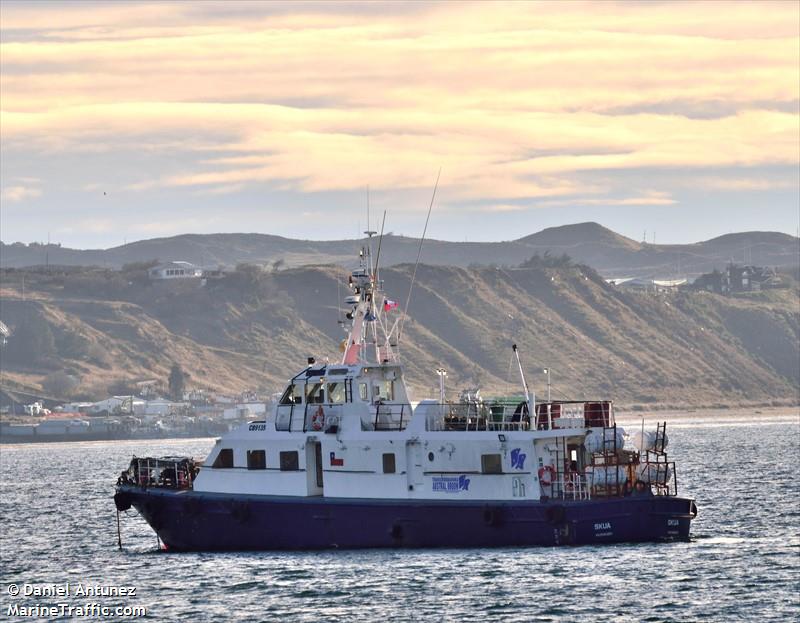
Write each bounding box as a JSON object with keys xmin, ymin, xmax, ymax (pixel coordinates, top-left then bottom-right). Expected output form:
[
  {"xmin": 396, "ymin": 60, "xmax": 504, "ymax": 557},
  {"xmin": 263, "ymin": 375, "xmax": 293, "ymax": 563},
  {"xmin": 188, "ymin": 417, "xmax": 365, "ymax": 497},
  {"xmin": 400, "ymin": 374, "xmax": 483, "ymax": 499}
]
[
  {"xmin": 374, "ymin": 210, "xmax": 387, "ymax": 280},
  {"xmin": 397, "ymin": 168, "xmax": 440, "ymax": 346}
]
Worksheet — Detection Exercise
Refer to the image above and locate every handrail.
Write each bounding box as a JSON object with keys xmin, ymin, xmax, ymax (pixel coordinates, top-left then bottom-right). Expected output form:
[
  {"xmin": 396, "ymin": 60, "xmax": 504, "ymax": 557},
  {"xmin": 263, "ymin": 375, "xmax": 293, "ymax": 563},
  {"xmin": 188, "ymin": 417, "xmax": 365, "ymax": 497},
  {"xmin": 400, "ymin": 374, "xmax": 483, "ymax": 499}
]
[
  {"xmin": 372, "ymin": 403, "xmax": 408, "ymax": 431},
  {"xmin": 120, "ymin": 456, "xmax": 196, "ymax": 490},
  {"xmin": 276, "ymin": 401, "xmax": 347, "ymax": 433},
  {"xmin": 548, "ymin": 475, "xmax": 591, "ymax": 501},
  {"xmin": 424, "ymin": 402, "xmax": 530, "ymax": 432}
]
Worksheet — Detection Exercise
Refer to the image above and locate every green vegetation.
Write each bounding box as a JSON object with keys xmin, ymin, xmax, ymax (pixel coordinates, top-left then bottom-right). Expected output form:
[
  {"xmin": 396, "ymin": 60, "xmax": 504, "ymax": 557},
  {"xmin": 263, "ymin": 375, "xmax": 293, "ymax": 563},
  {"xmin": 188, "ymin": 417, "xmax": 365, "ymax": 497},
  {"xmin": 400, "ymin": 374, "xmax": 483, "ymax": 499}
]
[{"xmin": 520, "ymin": 251, "xmax": 574, "ymax": 268}]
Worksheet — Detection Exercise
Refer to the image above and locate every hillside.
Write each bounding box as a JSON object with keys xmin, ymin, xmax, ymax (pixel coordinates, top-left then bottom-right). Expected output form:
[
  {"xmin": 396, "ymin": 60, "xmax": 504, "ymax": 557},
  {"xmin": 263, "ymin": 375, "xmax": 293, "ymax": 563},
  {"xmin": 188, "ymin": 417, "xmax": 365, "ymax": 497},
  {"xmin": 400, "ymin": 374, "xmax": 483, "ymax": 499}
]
[
  {"xmin": 2, "ymin": 223, "xmax": 797, "ymax": 279},
  {"xmin": 0, "ymin": 262, "xmax": 797, "ymax": 409}
]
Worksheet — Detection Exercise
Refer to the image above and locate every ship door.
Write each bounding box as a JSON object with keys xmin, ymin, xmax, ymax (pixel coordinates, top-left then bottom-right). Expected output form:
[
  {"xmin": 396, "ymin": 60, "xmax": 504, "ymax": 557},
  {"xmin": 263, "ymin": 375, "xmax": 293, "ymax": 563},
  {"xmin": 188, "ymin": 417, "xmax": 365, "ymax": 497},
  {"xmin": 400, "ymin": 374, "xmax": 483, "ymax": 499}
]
[
  {"xmin": 315, "ymin": 443, "xmax": 323, "ymax": 487},
  {"xmin": 405, "ymin": 441, "xmax": 424, "ymax": 491},
  {"xmin": 306, "ymin": 441, "xmax": 324, "ymax": 495}
]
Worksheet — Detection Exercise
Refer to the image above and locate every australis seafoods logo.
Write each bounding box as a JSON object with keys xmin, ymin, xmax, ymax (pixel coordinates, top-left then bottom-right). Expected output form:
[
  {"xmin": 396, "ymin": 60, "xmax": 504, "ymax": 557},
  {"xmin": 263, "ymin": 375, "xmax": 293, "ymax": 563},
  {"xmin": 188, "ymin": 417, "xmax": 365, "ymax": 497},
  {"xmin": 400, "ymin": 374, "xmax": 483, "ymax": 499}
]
[{"xmin": 432, "ymin": 475, "xmax": 470, "ymax": 492}]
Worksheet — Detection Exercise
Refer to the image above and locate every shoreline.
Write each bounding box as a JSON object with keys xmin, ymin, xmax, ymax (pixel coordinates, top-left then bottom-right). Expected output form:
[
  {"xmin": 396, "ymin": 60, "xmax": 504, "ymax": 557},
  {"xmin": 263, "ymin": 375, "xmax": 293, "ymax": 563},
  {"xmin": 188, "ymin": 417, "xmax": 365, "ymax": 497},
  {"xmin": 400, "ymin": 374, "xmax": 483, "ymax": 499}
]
[
  {"xmin": 2, "ymin": 406, "xmax": 797, "ymax": 445},
  {"xmin": 614, "ymin": 404, "xmax": 799, "ymax": 422}
]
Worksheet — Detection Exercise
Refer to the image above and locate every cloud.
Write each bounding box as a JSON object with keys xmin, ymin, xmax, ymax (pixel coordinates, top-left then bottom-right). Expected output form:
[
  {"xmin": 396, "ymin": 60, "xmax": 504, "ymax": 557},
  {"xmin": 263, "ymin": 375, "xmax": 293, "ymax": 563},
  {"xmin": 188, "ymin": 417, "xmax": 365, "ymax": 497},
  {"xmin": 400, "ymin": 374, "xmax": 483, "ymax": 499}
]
[
  {"xmin": 472, "ymin": 204, "xmax": 528, "ymax": 213},
  {"xmin": 0, "ymin": 0, "xmax": 797, "ymax": 239},
  {"xmin": 692, "ymin": 176, "xmax": 799, "ymax": 192},
  {"xmin": 538, "ymin": 191, "xmax": 676, "ymax": 208},
  {"xmin": 1, "ymin": 185, "xmax": 41, "ymax": 202}
]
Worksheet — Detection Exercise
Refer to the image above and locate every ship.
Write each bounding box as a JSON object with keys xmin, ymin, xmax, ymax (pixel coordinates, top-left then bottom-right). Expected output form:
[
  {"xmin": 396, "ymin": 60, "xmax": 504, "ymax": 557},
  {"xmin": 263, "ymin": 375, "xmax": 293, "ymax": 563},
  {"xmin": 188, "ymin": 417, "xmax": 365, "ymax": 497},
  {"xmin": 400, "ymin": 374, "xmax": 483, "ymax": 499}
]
[{"xmin": 113, "ymin": 239, "xmax": 697, "ymax": 550}]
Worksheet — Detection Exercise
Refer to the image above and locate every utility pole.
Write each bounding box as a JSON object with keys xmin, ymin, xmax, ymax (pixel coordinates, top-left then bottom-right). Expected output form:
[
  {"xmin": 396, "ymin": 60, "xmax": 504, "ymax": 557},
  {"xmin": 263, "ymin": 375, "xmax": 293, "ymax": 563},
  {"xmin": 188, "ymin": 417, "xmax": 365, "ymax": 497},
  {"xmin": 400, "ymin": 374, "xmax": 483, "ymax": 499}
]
[{"xmin": 543, "ymin": 367, "xmax": 551, "ymax": 403}]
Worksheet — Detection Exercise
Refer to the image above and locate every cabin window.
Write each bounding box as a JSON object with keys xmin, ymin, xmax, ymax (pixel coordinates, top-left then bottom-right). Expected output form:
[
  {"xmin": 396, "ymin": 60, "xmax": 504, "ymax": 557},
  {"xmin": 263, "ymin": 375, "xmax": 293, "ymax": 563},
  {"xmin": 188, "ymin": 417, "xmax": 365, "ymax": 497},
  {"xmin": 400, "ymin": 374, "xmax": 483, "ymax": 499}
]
[
  {"xmin": 481, "ymin": 454, "xmax": 503, "ymax": 474},
  {"xmin": 327, "ymin": 382, "xmax": 346, "ymax": 404},
  {"xmin": 359, "ymin": 383, "xmax": 368, "ymax": 401},
  {"xmin": 279, "ymin": 384, "xmax": 302, "ymax": 405},
  {"xmin": 372, "ymin": 379, "xmax": 394, "ymax": 402},
  {"xmin": 279, "ymin": 450, "xmax": 299, "ymax": 471},
  {"xmin": 247, "ymin": 450, "xmax": 266, "ymax": 470},
  {"xmin": 212, "ymin": 448, "xmax": 234, "ymax": 468},
  {"xmin": 306, "ymin": 383, "xmax": 325, "ymax": 404},
  {"xmin": 382, "ymin": 453, "xmax": 396, "ymax": 474}
]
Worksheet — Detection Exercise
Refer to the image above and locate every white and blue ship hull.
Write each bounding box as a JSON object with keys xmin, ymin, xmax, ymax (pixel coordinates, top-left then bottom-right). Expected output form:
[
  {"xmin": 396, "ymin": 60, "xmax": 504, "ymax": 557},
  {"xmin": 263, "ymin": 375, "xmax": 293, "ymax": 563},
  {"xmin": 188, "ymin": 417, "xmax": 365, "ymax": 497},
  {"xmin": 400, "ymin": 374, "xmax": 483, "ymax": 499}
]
[{"xmin": 116, "ymin": 486, "xmax": 696, "ymax": 551}]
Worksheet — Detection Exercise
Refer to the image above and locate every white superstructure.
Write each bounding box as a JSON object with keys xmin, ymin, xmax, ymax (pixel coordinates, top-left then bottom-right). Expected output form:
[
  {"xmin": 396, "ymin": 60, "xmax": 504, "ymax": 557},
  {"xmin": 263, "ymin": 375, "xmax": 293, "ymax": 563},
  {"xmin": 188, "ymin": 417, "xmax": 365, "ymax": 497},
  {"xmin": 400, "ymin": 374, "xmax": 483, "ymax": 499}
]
[{"xmin": 190, "ymin": 242, "xmax": 665, "ymax": 505}]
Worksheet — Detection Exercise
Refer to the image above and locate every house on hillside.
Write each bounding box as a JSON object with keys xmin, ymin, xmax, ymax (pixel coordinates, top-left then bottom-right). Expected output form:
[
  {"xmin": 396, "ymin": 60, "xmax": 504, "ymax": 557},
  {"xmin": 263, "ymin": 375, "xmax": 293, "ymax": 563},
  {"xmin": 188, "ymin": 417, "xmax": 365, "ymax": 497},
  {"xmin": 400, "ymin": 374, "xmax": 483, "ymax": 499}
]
[
  {"xmin": 148, "ymin": 261, "xmax": 203, "ymax": 280},
  {"xmin": 692, "ymin": 263, "xmax": 783, "ymax": 294},
  {"xmin": 692, "ymin": 269, "xmax": 726, "ymax": 293}
]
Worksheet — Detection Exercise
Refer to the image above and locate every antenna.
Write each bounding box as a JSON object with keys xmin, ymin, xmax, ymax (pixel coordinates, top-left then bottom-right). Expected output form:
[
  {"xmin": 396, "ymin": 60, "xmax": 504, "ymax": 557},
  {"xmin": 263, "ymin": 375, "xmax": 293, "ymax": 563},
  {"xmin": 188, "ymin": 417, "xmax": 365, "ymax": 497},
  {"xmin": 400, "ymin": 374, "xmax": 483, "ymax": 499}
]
[
  {"xmin": 512, "ymin": 344, "xmax": 532, "ymax": 408},
  {"xmin": 337, "ymin": 270, "xmax": 343, "ymax": 327},
  {"xmin": 374, "ymin": 210, "xmax": 387, "ymax": 280},
  {"xmin": 397, "ymin": 169, "xmax": 440, "ymax": 346}
]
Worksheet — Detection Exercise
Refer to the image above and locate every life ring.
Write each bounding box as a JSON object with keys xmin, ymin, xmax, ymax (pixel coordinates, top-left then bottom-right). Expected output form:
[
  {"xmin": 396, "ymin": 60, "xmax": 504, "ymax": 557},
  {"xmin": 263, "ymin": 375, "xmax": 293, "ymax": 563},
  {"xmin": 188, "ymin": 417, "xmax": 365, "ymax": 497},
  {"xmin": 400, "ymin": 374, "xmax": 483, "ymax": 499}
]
[
  {"xmin": 538, "ymin": 465, "xmax": 555, "ymax": 486},
  {"xmin": 311, "ymin": 406, "xmax": 325, "ymax": 431}
]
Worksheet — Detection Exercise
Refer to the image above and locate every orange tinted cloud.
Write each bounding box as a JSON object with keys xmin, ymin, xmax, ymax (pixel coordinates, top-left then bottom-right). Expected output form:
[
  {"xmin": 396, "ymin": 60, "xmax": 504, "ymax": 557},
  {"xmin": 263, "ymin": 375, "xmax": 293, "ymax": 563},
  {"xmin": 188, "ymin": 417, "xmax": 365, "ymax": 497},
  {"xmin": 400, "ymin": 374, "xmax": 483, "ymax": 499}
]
[{"xmin": 1, "ymin": 0, "xmax": 798, "ymax": 203}]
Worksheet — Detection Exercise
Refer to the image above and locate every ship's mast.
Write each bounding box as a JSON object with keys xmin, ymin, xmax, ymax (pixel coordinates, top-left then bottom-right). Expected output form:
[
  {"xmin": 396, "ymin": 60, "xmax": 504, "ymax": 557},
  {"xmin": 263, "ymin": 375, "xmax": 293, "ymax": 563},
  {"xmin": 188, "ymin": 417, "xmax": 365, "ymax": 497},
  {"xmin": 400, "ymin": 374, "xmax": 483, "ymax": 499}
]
[{"xmin": 340, "ymin": 231, "xmax": 396, "ymax": 366}]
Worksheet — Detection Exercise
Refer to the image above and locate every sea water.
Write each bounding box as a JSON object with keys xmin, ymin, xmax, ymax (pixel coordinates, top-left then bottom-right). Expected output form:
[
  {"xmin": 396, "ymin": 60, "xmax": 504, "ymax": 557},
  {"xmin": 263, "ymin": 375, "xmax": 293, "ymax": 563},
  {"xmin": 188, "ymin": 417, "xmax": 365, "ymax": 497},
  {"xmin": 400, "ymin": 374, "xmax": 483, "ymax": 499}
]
[{"xmin": 1, "ymin": 412, "xmax": 798, "ymax": 622}]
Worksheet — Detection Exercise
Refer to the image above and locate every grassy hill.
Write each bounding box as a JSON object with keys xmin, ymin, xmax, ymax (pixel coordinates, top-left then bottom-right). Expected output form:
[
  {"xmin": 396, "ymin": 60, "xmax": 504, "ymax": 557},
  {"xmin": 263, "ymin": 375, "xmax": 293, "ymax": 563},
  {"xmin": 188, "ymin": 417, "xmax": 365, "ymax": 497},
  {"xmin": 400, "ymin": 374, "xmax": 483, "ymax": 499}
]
[
  {"xmin": 0, "ymin": 261, "xmax": 797, "ymax": 409},
  {"xmin": 3, "ymin": 222, "xmax": 797, "ymax": 279}
]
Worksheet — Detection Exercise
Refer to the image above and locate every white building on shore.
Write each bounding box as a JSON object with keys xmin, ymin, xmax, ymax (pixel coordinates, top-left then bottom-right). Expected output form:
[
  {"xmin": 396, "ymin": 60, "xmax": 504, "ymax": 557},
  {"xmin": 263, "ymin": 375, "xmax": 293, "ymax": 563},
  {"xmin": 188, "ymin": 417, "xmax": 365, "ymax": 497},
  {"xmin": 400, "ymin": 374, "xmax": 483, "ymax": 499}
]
[{"xmin": 149, "ymin": 261, "xmax": 203, "ymax": 280}]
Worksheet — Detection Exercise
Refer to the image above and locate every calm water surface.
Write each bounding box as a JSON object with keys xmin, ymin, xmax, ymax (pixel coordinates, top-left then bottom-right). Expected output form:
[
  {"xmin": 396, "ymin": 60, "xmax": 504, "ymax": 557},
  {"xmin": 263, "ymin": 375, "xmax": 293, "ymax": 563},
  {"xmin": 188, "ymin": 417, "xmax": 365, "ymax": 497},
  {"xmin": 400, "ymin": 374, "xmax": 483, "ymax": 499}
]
[{"xmin": 1, "ymin": 412, "xmax": 798, "ymax": 622}]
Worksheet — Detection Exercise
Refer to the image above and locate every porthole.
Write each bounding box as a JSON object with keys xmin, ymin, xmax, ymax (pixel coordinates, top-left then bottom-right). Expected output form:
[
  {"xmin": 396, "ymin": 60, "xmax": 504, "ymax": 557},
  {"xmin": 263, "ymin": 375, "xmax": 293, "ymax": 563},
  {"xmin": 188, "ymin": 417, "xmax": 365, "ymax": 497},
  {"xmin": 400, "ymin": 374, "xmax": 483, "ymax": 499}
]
[{"xmin": 428, "ymin": 452, "xmax": 434, "ymax": 461}]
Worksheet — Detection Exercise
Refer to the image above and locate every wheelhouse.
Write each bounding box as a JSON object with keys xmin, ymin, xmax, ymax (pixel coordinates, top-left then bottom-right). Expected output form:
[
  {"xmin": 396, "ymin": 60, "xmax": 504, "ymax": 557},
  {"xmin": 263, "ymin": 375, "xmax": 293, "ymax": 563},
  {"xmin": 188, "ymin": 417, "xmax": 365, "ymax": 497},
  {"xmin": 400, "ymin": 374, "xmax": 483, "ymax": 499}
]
[{"xmin": 274, "ymin": 363, "xmax": 412, "ymax": 433}]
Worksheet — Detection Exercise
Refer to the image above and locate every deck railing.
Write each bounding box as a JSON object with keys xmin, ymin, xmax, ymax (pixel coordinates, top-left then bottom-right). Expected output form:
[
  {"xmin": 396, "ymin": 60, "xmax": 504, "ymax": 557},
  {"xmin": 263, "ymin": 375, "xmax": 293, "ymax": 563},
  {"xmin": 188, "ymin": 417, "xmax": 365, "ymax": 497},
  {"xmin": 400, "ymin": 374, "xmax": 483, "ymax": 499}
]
[
  {"xmin": 119, "ymin": 456, "xmax": 196, "ymax": 490},
  {"xmin": 275, "ymin": 402, "xmax": 344, "ymax": 433},
  {"xmin": 372, "ymin": 403, "xmax": 410, "ymax": 431},
  {"xmin": 424, "ymin": 401, "xmax": 531, "ymax": 432},
  {"xmin": 424, "ymin": 400, "xmax": 616, "ymax": 432},
  {"xmin": 544, "ymin": 475, "xmax": 592, "ymax": 500}
]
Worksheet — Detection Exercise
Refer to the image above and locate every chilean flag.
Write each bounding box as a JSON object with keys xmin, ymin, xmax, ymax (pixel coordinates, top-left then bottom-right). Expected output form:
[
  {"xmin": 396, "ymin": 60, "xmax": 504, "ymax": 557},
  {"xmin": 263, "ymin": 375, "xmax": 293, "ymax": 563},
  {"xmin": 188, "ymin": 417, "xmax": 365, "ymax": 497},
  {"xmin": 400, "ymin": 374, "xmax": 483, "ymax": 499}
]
[
  {"xmin": 383, "ymin": 299, "xmax": 399, "ymax": 312},
  {"xmin": 330, "ymin": 452, "xmax": 344, "ymax": 466}
]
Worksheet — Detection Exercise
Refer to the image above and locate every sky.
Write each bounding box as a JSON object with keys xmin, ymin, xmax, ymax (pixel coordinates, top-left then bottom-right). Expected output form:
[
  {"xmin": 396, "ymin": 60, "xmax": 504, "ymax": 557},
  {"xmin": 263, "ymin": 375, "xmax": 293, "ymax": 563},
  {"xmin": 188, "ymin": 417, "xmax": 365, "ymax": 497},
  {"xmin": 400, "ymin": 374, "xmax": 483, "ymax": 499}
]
[{"xmin": 1, "ymin": 0, "xmax": 798, "ymax": 249}]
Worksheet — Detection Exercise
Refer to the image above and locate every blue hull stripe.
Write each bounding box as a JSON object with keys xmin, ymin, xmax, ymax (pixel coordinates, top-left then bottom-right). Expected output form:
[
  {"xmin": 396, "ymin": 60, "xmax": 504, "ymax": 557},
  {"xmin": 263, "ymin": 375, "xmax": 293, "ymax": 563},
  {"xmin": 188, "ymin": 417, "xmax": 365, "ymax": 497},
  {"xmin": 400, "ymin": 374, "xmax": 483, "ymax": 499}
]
[{"xmin": 118, "ymin": 486, "xmax": 696, "ymax": 551}]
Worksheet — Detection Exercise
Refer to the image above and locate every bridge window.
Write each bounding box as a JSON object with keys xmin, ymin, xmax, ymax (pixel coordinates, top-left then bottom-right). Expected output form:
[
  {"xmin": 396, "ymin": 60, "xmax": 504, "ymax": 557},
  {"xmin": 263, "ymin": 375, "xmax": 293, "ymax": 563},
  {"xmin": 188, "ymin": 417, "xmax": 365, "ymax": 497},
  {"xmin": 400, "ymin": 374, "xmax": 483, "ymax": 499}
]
[
  {"xmin": 372, "ymin": 379, "xmax": 394, "ymax": 402},
  {"xmin": 247, "ymin": 450, "xmax": 266, "ymax": 470},
  {"xmin": 279, "ymin": 384, "xmax": 302, "ymax": 405},
  {"xmin": 306, "ymin": 383, "xmax": 325, "ymax": 404},
  {"xmin": 382, "ymin": 453, "xmax": 396, "ymax": 474},
  {"xmin": 481, "ymin": 454, "xmax": 502, "ymax": 474},
  {"xmin": 212, "ymin": 448, "xmax": 234, "ymax": 468},
  {"xmin": 327, "ymin": 382, "xmax": 346, "ymax": 404},
  {"xmin": 359, "ymin": 383, "xmax": 368, "ymax": 401},
  {"xmin": 280, "ymin": 450, "xmax": 299, "ymax": 471}
]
